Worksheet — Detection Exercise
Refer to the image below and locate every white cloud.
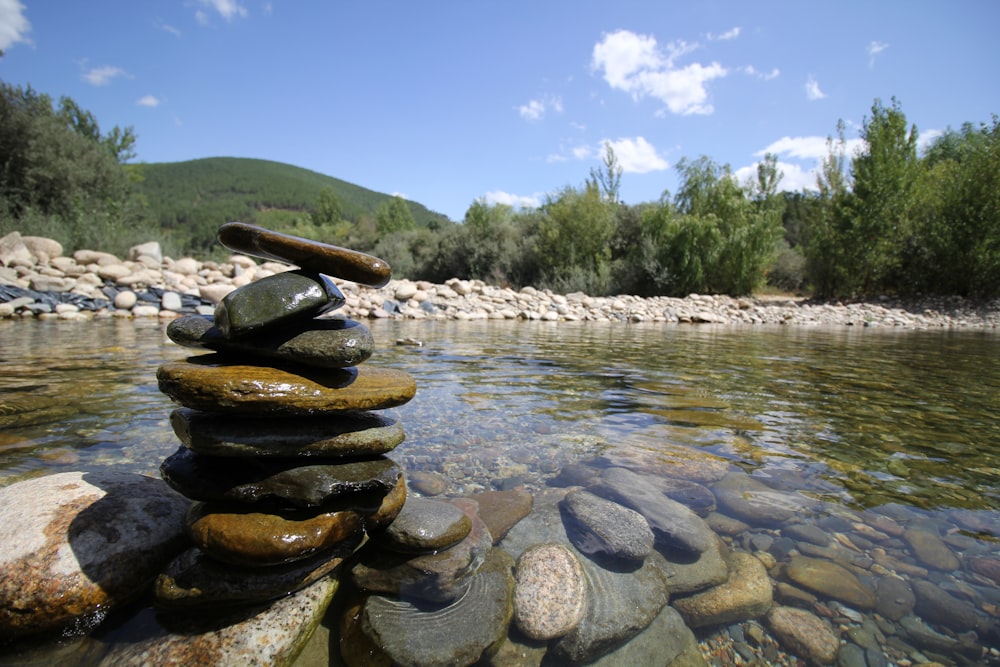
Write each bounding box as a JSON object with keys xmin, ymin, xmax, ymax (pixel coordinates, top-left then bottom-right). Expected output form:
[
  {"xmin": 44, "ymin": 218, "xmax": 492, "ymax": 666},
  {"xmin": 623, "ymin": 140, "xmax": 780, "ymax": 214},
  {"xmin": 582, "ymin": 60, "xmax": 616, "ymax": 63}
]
[
  {"xmin": 516, "ymin": 95, "xmax": 562, "ymax": 121},
  {"xmin": 591, "ymin": 29, "xmax": 727, "ymax": 116},
  {"xmin": 867, "ymin": 40, "xmax": 889, "ymax": 67},
  {"xmin": 484, "ymin": 190, "xmax": 542, "ymax": 210},
  {"xmin": 0, "ymin": 0, "xmax": 31, "ymax": 51},
  {"xmin": 917, "ymin": 128, "xmax": 944, "ymax": 154},
  {"xmin": 709, "ymin": 26, "xmax": 741, "ymax": 41},
  {"xmin": 572, "ymin": 145, "xmax": 592, "ymax": 160},
  {"xmin": 137, "ymin": 95, "xmax": 161, "ymax": 107},
  {"xmin": 603, "ymin": 137, "xmax": 669, "ymax": 173},
  {"xmin": 804, "ymin": 75, "xmax": 826, "ymax": 101},
  {"xmin": 82, "ymin": 65, "xmax": 129, "ymax": 86},
  {"xmin": 755, "ymin": 135, "xmax": 865, "ymax": 161},
  {"xmin": 198, "ymin": 0, "xmax": 247, "ymax": 21},
  {"xmin": 743, "ymin": 65, "xmax": 780, "ymax": 81},
  {"xmin": 735, "ymin": 160, "xmax": 816, "ymax": 192}
]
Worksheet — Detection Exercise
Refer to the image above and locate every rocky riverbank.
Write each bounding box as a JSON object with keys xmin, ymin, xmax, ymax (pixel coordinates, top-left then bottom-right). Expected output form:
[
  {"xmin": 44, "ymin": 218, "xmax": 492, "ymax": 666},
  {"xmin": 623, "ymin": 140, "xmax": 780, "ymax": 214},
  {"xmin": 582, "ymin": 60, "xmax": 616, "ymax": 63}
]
[{"xmin": 2, "ymin": 232, "xmax": 999, "ymax": 328}]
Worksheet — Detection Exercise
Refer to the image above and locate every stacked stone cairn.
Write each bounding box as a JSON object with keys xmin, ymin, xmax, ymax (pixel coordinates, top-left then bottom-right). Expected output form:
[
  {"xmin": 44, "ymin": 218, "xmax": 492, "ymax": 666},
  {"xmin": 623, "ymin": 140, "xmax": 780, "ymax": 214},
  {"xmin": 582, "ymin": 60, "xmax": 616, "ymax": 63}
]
[{"xmin": 155, "ymin": 222, "xmax": 417, "ymax": 611}]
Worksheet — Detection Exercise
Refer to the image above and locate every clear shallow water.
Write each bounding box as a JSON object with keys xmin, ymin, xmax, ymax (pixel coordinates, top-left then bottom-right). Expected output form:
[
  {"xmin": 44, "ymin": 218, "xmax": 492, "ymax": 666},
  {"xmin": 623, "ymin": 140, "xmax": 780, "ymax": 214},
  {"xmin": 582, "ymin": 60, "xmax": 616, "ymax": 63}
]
[{"xmin": 1, "ymin": 318, "xmax": 999, "ymax": 663}]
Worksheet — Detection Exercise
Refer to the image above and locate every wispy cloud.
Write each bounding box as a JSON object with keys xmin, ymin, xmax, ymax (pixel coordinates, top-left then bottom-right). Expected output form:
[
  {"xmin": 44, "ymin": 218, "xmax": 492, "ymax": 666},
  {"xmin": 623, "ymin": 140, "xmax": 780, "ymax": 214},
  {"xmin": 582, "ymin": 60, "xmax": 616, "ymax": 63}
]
[
  {"xmin": 867, "ymin": 40, "xmax": 889, "ymax": 68},
  {"xmin": 82, "ymin": 65, "xmax": 130, "ymax": 86},
  {"xmin": 195, "ymin": 0, "xmax": 248, "ymax": 24},
  {"xmin": 484, "ymin": 190, "xmax": 543, "ymax": 210},
  {"xmin": 708, "ymin": 26, "xmax": 741, "ymax": 41},
  {"xmin": 0, "ymin": 0, "xmax": 32, "ymax": 51},
  {"xmin": 804, "ymin": 75, "xmax": 826, "ymax": 101},
  {"xmin": 516, "ymin": 95, "xmax": 562, "ymax": 121},
  {"xmin": 755, "ymin": 135, "xmax": 865, "ymax": 161},
  {"xmin": 136, "ymin": 95, "xmax": 161, "ymax": 108},
  {"xmin": 602, "ymin": 137, "xmax": 669, "ymax": 173},
  {"xmin": 591, "ymin": 29, "xmax": 727, "ymax": 116},
  {"xmin": 156, "ymin": 18, "xmax": 181, "ymax": 37},
  {"xmin": 743, "ymin": 65, "xmax": 780, "ymax": 81}
]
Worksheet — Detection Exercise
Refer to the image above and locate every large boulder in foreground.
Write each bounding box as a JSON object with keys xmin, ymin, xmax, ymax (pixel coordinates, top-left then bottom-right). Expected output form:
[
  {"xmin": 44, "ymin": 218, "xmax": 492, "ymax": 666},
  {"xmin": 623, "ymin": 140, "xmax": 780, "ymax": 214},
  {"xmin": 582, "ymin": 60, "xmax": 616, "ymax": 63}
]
[{"xmin": 0, "ymin": 471, "xmax": 189, "ymax": 638}]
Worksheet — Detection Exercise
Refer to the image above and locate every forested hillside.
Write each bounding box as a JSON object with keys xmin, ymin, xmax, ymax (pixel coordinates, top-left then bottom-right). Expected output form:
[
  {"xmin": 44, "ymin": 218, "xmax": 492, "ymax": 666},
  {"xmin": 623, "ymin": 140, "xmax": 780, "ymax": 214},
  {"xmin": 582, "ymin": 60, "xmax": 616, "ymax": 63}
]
[{"xmin": 130, "ymin": 157, "xmax": 451, "ymax": 254}]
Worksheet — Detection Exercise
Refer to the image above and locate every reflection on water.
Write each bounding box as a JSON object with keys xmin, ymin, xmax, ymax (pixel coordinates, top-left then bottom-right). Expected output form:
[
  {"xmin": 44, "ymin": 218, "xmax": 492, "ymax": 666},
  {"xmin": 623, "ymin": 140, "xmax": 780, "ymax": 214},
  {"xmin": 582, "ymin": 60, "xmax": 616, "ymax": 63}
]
[{"xmin": 1, "ymin": 317, "xmax": 999, "ymax": 662}]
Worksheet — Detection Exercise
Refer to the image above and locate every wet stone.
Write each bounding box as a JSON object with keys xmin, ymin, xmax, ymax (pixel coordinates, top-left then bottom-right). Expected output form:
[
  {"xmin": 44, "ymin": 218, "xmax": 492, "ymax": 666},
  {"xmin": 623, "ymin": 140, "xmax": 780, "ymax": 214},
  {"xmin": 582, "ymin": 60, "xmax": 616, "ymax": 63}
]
[
  {"xmin": 353, "ymin": 498, "xmax": 493, "ymax": 603},
  {"xmin": 166, "ymin": 315, "xmax": 374, "ymax": 369},
  {"xmin": 217, "ymin": 221, "xmax": 392, "ymax": 288},
  {"xmin": 214, "ymin": 269, "xmax": 345, "ymax": 338},
  {"xmin": 0, "ymin": 471, "xmax": 189, "ymax": 638},
  {"xmin": 672, "ymin": 551, "xmax": 773, "ymax": 629},
  {"xmin": 903, "ymin": 525, "xmax": 960, "ymax": 571},
  {"xmin": 875, "ymin": 575, "xmax": 915, "ymax": 621},
  {"xmin": 185, "ymin": 501, "xmax": 365, "ymax": 566},
  {"xmin": 157, "ymin": 357, "xmax": 416, "ymax": 415},
  {"xmin": 659, "ymin": 533, "xmax": 730, "ymax": 596},
  {"xmin": 712, "ymin": 472, "xmax": 813, "ymax": 525},
  {"xmin": 513, "ymin": 543, "xmax": 586, "ymax": 640},
  {"xmin": 360, "ymin": 547, "xmax": 514, "ymax": 667},
  {"xmin": 170, "ymin": 408, "xmax": 405, "ymax": 458},
  {"xmin": 154, "ymin": 537, "xmax": 359, "ymax": 610},
  {"xmin": 466, "ymin": 488, "xmax": 533, "ymax": 544},
  {"xmin": 377, "ymin": 497, "xmax": 472, "ymax": 554},
  {"xmin": 561, "ymin": 489, "xmax": 654, "ymax": 562},
  {"xmin": 766, "ymin": 605, "xmax": 840, "ymax": 666},
  {"xmin": 585, "ymin": 604, "xmax": 704, "ymax": 667},
  {"xmin": 784, "ymin": 555, "xmax": 876, "ymax": 609},
  {"xmin": 590, "ymin": 466, "xmax": 714, "ymax": 553},
  {"xmin": 782, "ymin": 522, "xmax": 832, "ymax": 547},
  {"xmin": 160, "ymin": 447, "xmax": 402, "ymax": 509}
]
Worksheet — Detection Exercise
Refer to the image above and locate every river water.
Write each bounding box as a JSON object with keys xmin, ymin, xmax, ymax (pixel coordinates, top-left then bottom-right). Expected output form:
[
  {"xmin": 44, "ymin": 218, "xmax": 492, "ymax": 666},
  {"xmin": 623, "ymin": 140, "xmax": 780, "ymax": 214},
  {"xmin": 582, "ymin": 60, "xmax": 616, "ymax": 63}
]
[{"xmin": 1, "ymin": 318, "xmax": 998, "ymax": 664}]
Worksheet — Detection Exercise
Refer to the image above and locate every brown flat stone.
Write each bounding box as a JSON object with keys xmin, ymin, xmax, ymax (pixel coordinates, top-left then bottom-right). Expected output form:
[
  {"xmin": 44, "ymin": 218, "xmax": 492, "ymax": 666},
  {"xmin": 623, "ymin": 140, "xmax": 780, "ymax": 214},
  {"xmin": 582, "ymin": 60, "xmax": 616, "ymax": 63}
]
[
  {"xmin": 170, "ymin": 408, "xmax": 405, "ymax": 457},
  {"xmin": 217, "ymin": 222, "xmax": 392, "ymax": 288},
  {"xmin": 157, "ymin": 356, "xmax": 416, "ymax": 415},
  {"xmin": 186, "ymin": 502, "xmax": 365, "ymax": 566}
]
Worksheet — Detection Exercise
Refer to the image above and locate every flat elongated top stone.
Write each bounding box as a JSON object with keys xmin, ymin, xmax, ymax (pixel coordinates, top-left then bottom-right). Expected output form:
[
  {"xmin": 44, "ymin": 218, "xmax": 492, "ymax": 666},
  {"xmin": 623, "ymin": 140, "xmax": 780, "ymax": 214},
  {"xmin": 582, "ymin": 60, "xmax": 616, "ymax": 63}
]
[
  {"xmin": 157, "ymin": 356, "xmax": 416, "ymax": 415},
  {"xmin": 170, "ymin": 408, "xmax": 405, "ymax": 457},
  {"xmin": 218, "ymin": 222, "xmax": 392, "ymax": 288},
  {"xmin": 160, "ymin": 447, "xmax": 402, "ymax": 509},
  {"xmin": 214, "ymin": 270, "xmax": 345, "ymax": 338},
  {"xmin": 167, "ymin": 315, "xmax": 374, "ymax": 369}
]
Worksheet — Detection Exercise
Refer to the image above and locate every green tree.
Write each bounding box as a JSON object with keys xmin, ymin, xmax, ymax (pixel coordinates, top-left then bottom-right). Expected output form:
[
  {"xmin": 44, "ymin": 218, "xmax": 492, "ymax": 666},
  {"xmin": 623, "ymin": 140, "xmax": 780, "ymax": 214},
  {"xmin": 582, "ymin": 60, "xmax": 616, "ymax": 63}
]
[
  {"xmin": 375, "ymin": 195, "xmax": 416, "ymax": 236},
  {"xmin": 806, "ymin": 120, "xmax": 855, "ymax": 297},
  {"xmin": 535, "ymin": 184, "xmax": 615, "ymax": 293},
  {"xmin": 311, "ymin": 186, "xmax": 343, "ymax": 227},
  {"xmin": 587, "ymin": 142, "xmax": 623, "ymax": 204}
]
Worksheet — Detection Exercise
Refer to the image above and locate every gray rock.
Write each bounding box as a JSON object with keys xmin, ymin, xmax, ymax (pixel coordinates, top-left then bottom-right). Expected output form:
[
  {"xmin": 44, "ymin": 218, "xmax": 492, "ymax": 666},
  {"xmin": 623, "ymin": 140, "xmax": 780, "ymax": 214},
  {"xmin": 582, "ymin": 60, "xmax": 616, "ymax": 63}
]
[
  {"xmin": 875, "ymin": 575, "xmax": 914, "ymax": 621},
  {"xmin": 561, "ymin": 489, "xmax": 654, "ymax": 562},
  {"xmin": 361, "ymin": 548, "xmax": 514, "ymax": 667},
  {"xmin": 514, "ymin": 543, "xmax": 586, "ymax": 640},
  {"xmin": 170, "ymin": 408, "xmax": 404, "ymax": 458},
  {"xmin": 660, "ymin": 533, "xmax": 730, "ymax": 595},
  {"xmin": 912, "ymin": 579, "xmax": 993, "ymax": 636},
  {"xmin": 784, "ymin": 555, "xmax": 875, "ymax": 610},
  {"xmin": 378, "ymin": 497, "xmax": 472, "ymax": 554},
  {"xmin": 767, "ymin": 606, "xmax": 840, "ymax": 666},
  {"xmin": 591, "ymin": 467, "xmax": 715, "ymax": 553},
  {"xmin": 0, "ymin": 472, "xmax": 188, "ymax": 638},
  {"xmin": 586, "ymin": 604, "xmax": 706, "ymax": 667},
  {"xmin": 159, "ymin": 447, "xmax": 401, "ymax": 508},
  {"xmin": 166, "ymin": 314, "xmax": 374, "ymax": 369},
  {"xmin": 712, "ymin": 472, "xmax": 813, "ymax": 525}
]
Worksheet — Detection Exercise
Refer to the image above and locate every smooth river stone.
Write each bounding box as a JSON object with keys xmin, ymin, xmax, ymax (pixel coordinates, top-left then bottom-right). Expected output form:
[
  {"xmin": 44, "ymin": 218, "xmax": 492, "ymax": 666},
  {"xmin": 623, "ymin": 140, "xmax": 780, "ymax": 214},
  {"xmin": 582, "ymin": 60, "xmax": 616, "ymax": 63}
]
[
  {"xmin": 376, "ymin": 497, "xmax": 472, "ymax": 554},
  {"xmin": 0, "ymin": 472, "xmax": 188, "ymax": 638},
  {"xmin": 784, "ymin": 554, "xmax": 876, "ymax": 609},
  {"xmin": 186, "ymin": 501, "xmax": 364, "ymax": 566},
  {"xmin": 214, "ymin": 270, "xmax": 345, "ymax": 338},
  {"xmin": 154, "ymin": 536, "xmax": 360, "ymax": 610},
  {"xmin": 671, "ymin": 550, "xmax": 773, "ymax": 629},
  {"xmin": 166, "ymin": 315, "xmax": 374, "ymax": 369},
  {"xmin": 170, "ymin": 408, "xmax": 405, "ymax": 458},
  {"xmin": 514, "ymin": 543, "xmax": 587, "ymax": 640},
  {"xmin": 160, "ymin": 447, "xmax": 402, "ymax": 509},
  {"xmin": 590, "ymin": 467, "xmax": 715, "ymax": 554},
  {"xmin": 561, "ymin": 489, "xmax": 654, "ymax": 562},
  {"xmin": 98, "ymin": 576, "xmax": 338, "ymax": 667},
  {"xmin": 712, "ymin": 471, "xmax": 814, "ymax": 525},
  {"xmin": 352, "ymin": 499, "xmax": 492, "ymax": 603},
  {"xmin": 360, "ymin": 548, "xmax": 514, "ymax": 667},
  {"xmin": 217, "ymin": 221, "xmax": 392, "ymax": 288},
  {"xmin": 157, "ymin": 357, "xmax": 416, "ymax": 415}
]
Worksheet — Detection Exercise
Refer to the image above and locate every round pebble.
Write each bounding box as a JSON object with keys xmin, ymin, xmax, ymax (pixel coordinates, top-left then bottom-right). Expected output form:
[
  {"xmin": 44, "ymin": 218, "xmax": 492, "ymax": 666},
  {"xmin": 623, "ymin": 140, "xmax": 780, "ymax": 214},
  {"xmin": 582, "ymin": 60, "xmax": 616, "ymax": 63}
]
[{"xmin": 514, "ymin": 543, "xmax": 587, "ymax": 640}]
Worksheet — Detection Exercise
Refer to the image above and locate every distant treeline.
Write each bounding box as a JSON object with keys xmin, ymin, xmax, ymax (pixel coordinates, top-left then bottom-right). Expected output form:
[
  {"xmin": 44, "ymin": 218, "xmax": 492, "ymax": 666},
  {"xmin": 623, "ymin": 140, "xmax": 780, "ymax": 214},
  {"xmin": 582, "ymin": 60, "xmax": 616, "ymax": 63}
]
[{"xmin": 2, "ymin": 80, "xmax": 997, "ymax": 298}]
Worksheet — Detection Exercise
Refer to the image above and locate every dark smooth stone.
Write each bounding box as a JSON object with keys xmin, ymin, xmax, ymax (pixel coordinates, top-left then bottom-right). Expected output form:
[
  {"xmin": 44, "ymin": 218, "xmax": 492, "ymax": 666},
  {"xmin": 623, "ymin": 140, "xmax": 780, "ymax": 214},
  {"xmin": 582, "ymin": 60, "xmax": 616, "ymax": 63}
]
[
  {"xmin": 159, "ymin": 447, "xmax": 402, "ymax": 509},
  {"xmin": 170, "ymin": 408, "xmax": 405, "ymax": 458},
  {"xmin": 352, "ymin": 499, "xmax": 492, "ymax": 603},
  {"xmin": 166, "ymin": 315, "xmax": 374, "ymax": 369},
  {"xmin": 217, "ymin": 222, "xmax": 392, "ymax": 288},
  {"xmin": 214, "ymin": 270, "xmax": 345, "ymax": 338},
  {"xmin": 561, "ymin": 489, "xmax": 653, "ymax": 562},
  {"xmin": 376, "ymin": 497, "xmax": 472, "ymax": 554},
  {"xmin": 157, "ymin": 357, "xmax": 416, "ymax": 415},
  {"xmin": 360, "ymin": 548, "xmax": 514, "ymax": 667},
  {"xmin": 154, "ymin": 537, "xmax": 360, "ymax": 610},
  {"xmin": 186, "ymin": 501, "xmax": 365, "ymax": 566}
]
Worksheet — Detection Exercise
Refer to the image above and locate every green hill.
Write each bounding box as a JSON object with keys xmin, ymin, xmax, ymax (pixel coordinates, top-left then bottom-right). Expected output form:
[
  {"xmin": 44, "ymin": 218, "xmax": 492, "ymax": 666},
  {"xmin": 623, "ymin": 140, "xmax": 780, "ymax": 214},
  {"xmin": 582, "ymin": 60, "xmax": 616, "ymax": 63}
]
[{"xmin": 128, "ymin": 157, "xmax": 451, "ymax": 254}]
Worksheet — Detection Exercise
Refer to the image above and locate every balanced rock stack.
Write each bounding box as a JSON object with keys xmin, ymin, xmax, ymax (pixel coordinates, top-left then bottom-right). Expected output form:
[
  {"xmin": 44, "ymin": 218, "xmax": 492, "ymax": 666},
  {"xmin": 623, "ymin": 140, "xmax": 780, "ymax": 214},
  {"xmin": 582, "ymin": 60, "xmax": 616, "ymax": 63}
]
[{"xmin": 154, "ymin": 222, "xmax": 415, "ymax": 610}]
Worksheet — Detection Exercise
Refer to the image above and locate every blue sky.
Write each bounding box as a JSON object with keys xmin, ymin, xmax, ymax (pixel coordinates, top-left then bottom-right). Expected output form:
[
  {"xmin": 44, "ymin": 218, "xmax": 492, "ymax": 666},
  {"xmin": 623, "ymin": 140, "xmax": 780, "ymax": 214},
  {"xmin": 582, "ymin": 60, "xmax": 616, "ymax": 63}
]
[{"xmin": 2, "ymin": 1, "xmax": 998, "ymax": 221}]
